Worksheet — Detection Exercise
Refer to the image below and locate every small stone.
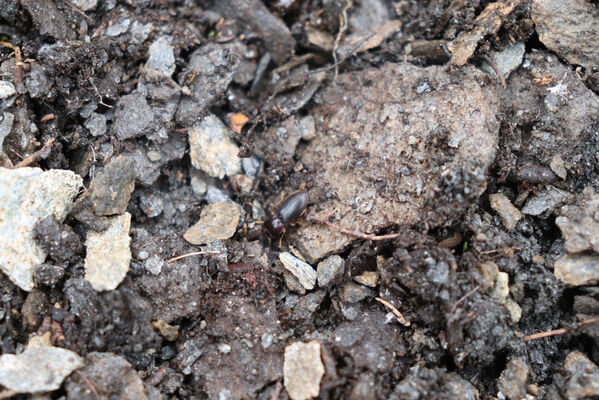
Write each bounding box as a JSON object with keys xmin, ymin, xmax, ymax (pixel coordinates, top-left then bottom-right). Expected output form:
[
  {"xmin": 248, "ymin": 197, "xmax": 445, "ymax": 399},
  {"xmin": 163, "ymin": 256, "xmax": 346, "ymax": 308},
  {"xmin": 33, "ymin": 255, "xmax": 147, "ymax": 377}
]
[
  {"xmin": 339, "ymin": 282, "xmax": 373, "ymax": 304},
  {"xmin": 0, "ymin": 167, "xmax": 82, "ymax": 291},
  {"xmin": 190, "ymin": 174, "xmax": 208, "ymax": 196},
  {"xmin": 550, "ymin": 155, "xmax": 567, "ymax": 179},
  {"xmin": 0, "ymin": 346, "xmax": 83, "ymax": 393},
  {"xmin": 497, "ymin": 358, "xmax": 529, "ymax": 400},
  {"xmin": 284, "ymin": 341, "xmax": 325, "ymax": 400},
  {"xmin": 147, "ymin": 36, "xmax": 176, "ymax": 77},
  {"xmin": 184, "ymin": 202, "xmax": 241, "ymax": 245},
  {"xmin": 139, "ymin": 193, "xmax": 164, "ymax": 217},
  {"xmin": 0, "ymin": 112, "xmax": 15, "ymax": 152},
  {"xmin": 90, "ymin": 155, "xmax": 136, "ymax": 216},
  {"xmin": 316, "ymin": 255, "xmax": 345, "ymax": 287},
  {"xmin": 299, "ymin": 116, "xmax": 316, "ymax": 141},
  {"xmin": 218, "ymin": 343, "xmax": 232, "ymax": 354},
  {"xmin": 105, "ymin": 18, "xmax": 131, "ymax": 37},
  {"xmin": 144, "ymin": 254, "xmax": 164, "ymax": 275},
  {"xmin": 563, "ymin": 351, "xmax": 599, "ymax": 399},
  {"xmin": 353, "ymin": 271, "xmax": 379, "ymax": 288},
  {"xmin": 555, "ymin": 188, "xmax": 599, "ymax": 254},
  {"xmin": 189, "ymin": 114, "xmax": 242, "ymax": 179},
  {"xmin": 241, "ymin": 156, "xmax": 260, "ymax": 179},
  {"xmin": 71, "ymin": 0, "xmax": 97, "ymax": 10},
  {"xmin": 489, "ymin": 193, "xmax": 522, "ymax": 231},
  {"xmin": 111, "ymin": 93, "xmax": 155, "ymax": 140},
  {"xmin": 21, "ymin": 289, "xmax": 48, "ymax": 330},
  {"xmin": 84, "ymin": 213, "xmax": 132, "ymax": 291},
  {"xmin": 284, "ymin": 270, "xmax": 306, "ymax": 294},
  {"xmin": 480, "ymin": 42, "xmax": 525, "ymax": 79},
  {"xmin": 279, "ymin": 252, "xmax": 316, "ymax": 290},
  {"xmin": 33, "ymin": 264, "xmax": 65, "ymax": 287},
  {"xmin": 554, "ymin": 254, "xmax": 599, "ymax": 287},
  {"xmin": 0, "ymin": 80, "xmax": 16, "ymax": 99},
  {"xmin": 205, "ymin": 186, "xmax": 231, "ymax": 204},
  {"xmin": 152, "ymin": 320, "xmax": 179, "ymax": 341},
  {"xmin": 84, "ymin": 112, "xmax": 107, "ymax": 137},
  {"xmin": 521, "ymin": 185, "xmax": 571, "ymax": 216}
]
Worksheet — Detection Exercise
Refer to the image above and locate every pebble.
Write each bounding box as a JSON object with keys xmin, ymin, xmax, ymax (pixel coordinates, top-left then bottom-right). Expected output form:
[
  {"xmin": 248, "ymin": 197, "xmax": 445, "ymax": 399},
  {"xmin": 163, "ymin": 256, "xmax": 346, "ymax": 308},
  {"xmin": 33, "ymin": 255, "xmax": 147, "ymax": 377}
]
[
  {"xmin": 554, "ymin": 254, "xmax": 599, "ymax": 287},
  {"xmin": 299, "ymin": 115, "xmax": 316, "ymax": 141},
  {"xmin": 0, "ymin": 111, "xmax": 15, "ymax": 152},
  {"xmin": 480, "ymin": 42, "xmax": 525, "ymax": 79},
  {"xmin": 284, "ymin": 341, "xmax": 325, "ymax": 400},
  {"xmin": 111, "ymin": 93, "xmax": 155, "ymax": 140},
  {"xmin": 190, "ymin": 173, "xmax": 208, "ymax": 196},
  {"xmin": 183, "ymin": 203, "xmax": 241, "ymax": 245},
  {"xmin": 0, "ymin": 345, "xmax": 82, "ymax": 393},
  {"xmin": 105, "ymin": 18, "xmax": 131, "ymax": 37},
  {"xmin": 479, "ymin": 261, "xmax": 522, "ymax": 323},
  {"xmin": 71, "ymin": 0, "xmax": 97, "ymax": 10},
  {"xmin": 550, "ymin": 155, "xmax": 567, "ymax": 179},
  {"xmin": 339, "ymin": 282, "xmax": 373, "ymax": 304},
  {"xmin": 152, "ymin": 320, "xmax": 179, "ymax": 341},
  {"xmin": 0, "ymin": 167, "xmax": 82, "ymax": 291},
  {"xmin": 563, "ymin": 351, "xmax": 599, "ymax": 398},
  {"xmin": 0, "ymin": 80, "xmax": 16, "ymax": 99},
  {"xmin": 146, "ymin": 36, "xmax": 176, "ymax": 77},
  {"xmin": 206, "ymin": 186, "xmax": 231, "ymax": 204},
  {"xmin": 279, "ymin": 252, "xmax": 317, "ymax": 291},
  {"xmin": 33, "ymin": 263, "xmax": 66, "ymax": 287},
  {"xmin": 489, "ymin": 193, "xmax": 522, "ymax": 231},
  {"xmin": 84, "ymin": 213, "xmax": 132, "ymax": 291},
  {"xmin": 353, "ymin": 271, "xmax": 379, "ymax": 288},
  {"xmin": 241, "ymin": 156, "xmax": 260, "ymax": 179},
  {"xmin": 144, "ymin": 254, "xmax": 164, "ymax": 275},
  {"xmin": 497, "ymin": 358, "xmax": 529, "ymax": 400},
  {"xmin": 189, "ymin": 114, "xmax": 242, "ymax": 179},
  {"xmin": 521, "ymin": 185, "xmax": 571, "ymax": 216},
  {"xmin": 84, "ymin": 112, "xmax": 107, "ymax": 137},
  {"xmin": 316, "ymin": 255, "xmax": 345, "ymax": 287},
  {"xmin": 90, "ymin": 155, "xmax": 136, "ymax": 216},
  {"xmin": 139, "ymin": 193, "xmax": 164, "ymax": 217},
  {"xmin": 555, "ymin": 187, "xmax": 599, "ymax": 254}
]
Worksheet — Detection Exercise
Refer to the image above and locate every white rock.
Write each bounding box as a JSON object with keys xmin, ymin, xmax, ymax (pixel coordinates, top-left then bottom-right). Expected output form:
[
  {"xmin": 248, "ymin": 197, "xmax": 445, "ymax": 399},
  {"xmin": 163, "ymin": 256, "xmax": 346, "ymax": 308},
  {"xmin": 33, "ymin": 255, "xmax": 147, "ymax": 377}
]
[
  {"xmin": 554, "ymin": 254, "xmax": 599, "ymax": 287},
  {"xmin": 0, "ymin": 167, "xmax": 82, "ymax": 291},
  {"xmin": 0, "ymin": 346, "xmax": 83, "ymax": 393},
  {"xmin": 279, "ymin": 252, "xmax": 316, "ymax": 290},
  {"xmin": 489, "ymin": 193, "xmax": 522, "ymax": 231},
  {"xmin": 0, "ymin": 80, "xmax": 16, "ymax": 99},
  {"xmin": 147, "ymin": 36, "xmax": 176, "ymax": 77},
  {"xmin": 84, "ymin": 213, "xmax": 132, "ymax": 291},
  {"xmin": 284, "ymin": 341, "xmax": 325, "ymax": 400}
]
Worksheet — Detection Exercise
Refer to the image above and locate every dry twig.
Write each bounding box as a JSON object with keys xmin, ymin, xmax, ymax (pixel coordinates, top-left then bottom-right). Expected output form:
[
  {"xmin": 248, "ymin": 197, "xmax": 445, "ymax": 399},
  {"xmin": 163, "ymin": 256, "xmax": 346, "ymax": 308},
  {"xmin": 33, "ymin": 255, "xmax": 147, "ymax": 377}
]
[
  {"xmin": 307, "ymin": 215, "xmax": 402, "ymax": 241},
  {"xmin": 13, "ymin": 137, "xmax": 55, "ymax": 168},
  {"xmin": 167, "ymin": 250, "xmax": 221, "ymax": 263},
  {"xmin": 0, "ymin": 41, "xmax": 23, "ymax": 85},
  {"xmin": 482, "ymin": 54, "xmax": 507, "ymax": 89},
  {"xmin": 375, "ymin": 297, "xmax": 410, "ymax": 326},
  {"xmin": 523, "ymin": 317, "xmax": 599, "ymax": 342}
]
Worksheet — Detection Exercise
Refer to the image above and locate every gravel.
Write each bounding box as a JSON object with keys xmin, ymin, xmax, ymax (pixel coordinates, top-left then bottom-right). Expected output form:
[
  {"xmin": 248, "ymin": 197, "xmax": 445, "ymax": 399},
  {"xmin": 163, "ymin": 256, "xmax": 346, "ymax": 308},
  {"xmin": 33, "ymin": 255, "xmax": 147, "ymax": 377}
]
[{"xmin": 183, "ymin": 202, "xmax": 241, "ymax": 245}]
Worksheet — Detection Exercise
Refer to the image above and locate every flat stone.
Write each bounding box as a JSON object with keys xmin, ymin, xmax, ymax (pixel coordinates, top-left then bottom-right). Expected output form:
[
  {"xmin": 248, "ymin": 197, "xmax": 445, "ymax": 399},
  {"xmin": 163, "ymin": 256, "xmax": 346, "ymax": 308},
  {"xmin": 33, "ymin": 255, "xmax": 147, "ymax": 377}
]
[
  {"xmin": 490, "ymin": 193, "xmax": 522, "ymax": 230},
  {"xmin": 0, "ymin": 80, "xmax": 16, "ymax": 99},
  {"xmin": 555, "ymin": 187, "xmax": 599, "ymax": 254},
  {"xmin": 339, "ymin": 282, "xmax": 373, "ymax": 304},
  {"xmin": 279, "ymin": 252, "xmax": 316, "ymax": 290},
  {"xmin": 284, "ymin": 341, "xmax": 325, "ymax": 400},
  {"xmin": 550, "ymin": 155, "xmax": 567, "ymax": 179},
  {"xmin": 554, "ymin": 254, "xmax": 599, "ymax": 287},
  {"xmin": 563, "ymin": 351, "xmax": 599, "ymax": 399},
  {"xmin": 497, "ymin": 358, "xmax": 529, "ymax": 400},
  {"xmin": 316, "ymin": 255, "xmax": 345, "ymax": 287},
  {"xmin": 521, "ymin": 185, "xmax": 571, "ymax": 216},
  {"xmin": 292, "ymin": 62, "xmax": 499, "ymax": 262},
  {"xmin": 189, "ymin": 114, "xmax": 242, "ymax": 179},
  {"xmin": 480, "ymin": 42, "xmax": 525, "ymax": 78},
  {"xmin": 84, "ymin": 213, "xmax": 132, "ymax": 291},
  {"xmin": 532, "ymin": 0, "xmax": 599, "ymax": 69},
  {"xmin": 0, "ymin": 111, "xmax": 14, "ymax": 152},
  {"xmin": 353, "ymin": 271, "xmax": 379, "ymax": 288},
  {"xmin": 183, "ymin": 202, "xmax": 241, "ymax": 245},
  {"xmin": 0, "ymin": 345, "xmax": 82, "ymax": 393},
  {"xmin": 90, "ymin": 155, "xmax": 136, "ymax": 216},
  {"xmin": 147, "ymin": 36, "xmax": 175, "ymax": 77},
  {"xmin": 0, "ymin": 167, "xmax": 82, "ymax": 291}
]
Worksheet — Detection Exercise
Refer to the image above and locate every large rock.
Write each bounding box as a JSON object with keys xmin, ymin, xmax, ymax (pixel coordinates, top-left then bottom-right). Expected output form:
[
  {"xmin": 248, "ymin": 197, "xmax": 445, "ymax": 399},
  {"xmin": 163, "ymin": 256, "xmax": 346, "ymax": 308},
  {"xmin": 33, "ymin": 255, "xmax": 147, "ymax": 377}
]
[
  {"xmin": 292, "ymin": 63, "xmax": 500, "ymax": 262},
  {"xmin": 0, "ymin": 167, "xmax": 82, "ymax": 291}
]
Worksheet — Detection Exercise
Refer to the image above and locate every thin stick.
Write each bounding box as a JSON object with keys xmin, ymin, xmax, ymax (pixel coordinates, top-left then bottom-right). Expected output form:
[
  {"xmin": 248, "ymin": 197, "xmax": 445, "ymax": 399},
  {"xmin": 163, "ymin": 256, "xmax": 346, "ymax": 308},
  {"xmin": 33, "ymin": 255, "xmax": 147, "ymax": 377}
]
[
  {"xmin": 482, "ymin": 54, "xmax": 507, "ymax": 89},
  {"xmin": 375, "ymin": 297, "xmax": 410, "ymax": 326},
  {"xmin": 14, "ymin": 137, "xmax": 55, "ymax": 168},
  {"xmin": 167, "ymin": 250, "xmax": 221, "ymax": 263},
  {"xmin": 450, "ymin": 285, "xmax": 480, "ymax": 315},
  {"xmin": 62, "ymin": 0, "xmax": 92, "ymax": 21},
  {"xmin": 0, "ymin": 41, "xmax": 23, "ymax": 84},
  {"xmin": 523, "ymin": 317, "xmax": 599, "ymax": 342},
  {"xmin": 309, "ymin": 32, "xmax": 376, "ymax": 75},
  {"xmin": 332, "ymin": 0, "xmax": 351, "ymax": 79},
  {"xmin": 307, "ymin": 215, "xmax": 402, "ymax": 241}
]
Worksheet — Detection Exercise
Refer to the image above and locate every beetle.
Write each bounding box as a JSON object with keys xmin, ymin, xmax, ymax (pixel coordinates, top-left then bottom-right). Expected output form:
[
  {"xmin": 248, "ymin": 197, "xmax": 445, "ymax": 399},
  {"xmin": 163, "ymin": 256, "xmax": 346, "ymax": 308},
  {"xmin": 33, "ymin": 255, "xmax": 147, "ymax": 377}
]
[{"xmin": 264, "ymin": 190, "xmax": 309, "ymax": 237}]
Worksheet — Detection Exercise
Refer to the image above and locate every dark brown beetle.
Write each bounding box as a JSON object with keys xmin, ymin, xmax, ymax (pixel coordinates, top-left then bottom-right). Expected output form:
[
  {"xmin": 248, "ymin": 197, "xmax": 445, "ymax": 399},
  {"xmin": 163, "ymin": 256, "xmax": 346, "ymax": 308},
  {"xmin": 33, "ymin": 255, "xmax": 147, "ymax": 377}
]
[{"xmin": 265, "ymin": 190, "xmax": 309, "ymax": 237}]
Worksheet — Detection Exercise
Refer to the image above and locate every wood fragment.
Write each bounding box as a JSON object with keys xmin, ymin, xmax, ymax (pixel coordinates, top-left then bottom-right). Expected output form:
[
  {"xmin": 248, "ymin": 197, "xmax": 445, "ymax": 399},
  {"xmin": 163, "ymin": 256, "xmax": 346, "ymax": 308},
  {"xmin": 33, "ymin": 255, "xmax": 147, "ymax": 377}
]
[
  {"xmin": 523, "ymin": 317, "xmax": 599, "ymax": 342},
  {"xmin": 13, "ymin": 137, "xmax": 55, "ymax": 168},
  {"xmin": 375, "ymin": 297, "xmax": 410, "ymax": 326},
  {"xmin": 307, "ymin": 215, "xmax": 401, "ymax": 241},
  {"xmin": 167, "ymin": 250, "xmax": 221, "ymax": 263}
]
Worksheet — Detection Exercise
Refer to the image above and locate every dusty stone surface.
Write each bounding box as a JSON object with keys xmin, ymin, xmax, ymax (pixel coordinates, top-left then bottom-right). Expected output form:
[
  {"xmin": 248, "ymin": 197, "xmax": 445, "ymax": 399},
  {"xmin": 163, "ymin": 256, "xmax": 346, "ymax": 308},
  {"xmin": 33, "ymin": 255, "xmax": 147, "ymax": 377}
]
[
  {"xmin": 556, "ymin": 187, "xmax": 599, "ymax": 254},
  {"xmin": 554, "ymin": 254, "xmax": 599, "ymax": 287},
  {"xmin": 279, "ymin": 252, "xmax": 317, "ymax": 290},
  {"xmin": 188, "ymin": 114, "xmax": 242, "ymax": 179},
  {"xmin": 490, "ymin": 193, "xmax": 522, "ymax": 231},
  {"xmin": 563, "ymin": 351, "xmax": 599, "ymax": 399},
  {"xmin": 497, "ymin": 357, "xmax": 529, "ymax": 400},
  {"xmin": 84, "ymin": 213, "xmax": 132, "ymax": 291},
  {"xmin": 317, "ymin": 255, "xmax": 345, "ymax": 287},
  {"xmin": 480, "ymin": 42, "xmax": 525, "ymax": 79},
  {"xmin": 0, "ymin": 167, "xmax": 82, "ymax": 291},
  {"xmin": 90, "ymin": 155, "xmax": 136, "ymax": 216},
  {"xmin": 0, "ymin": 345, "xmax": 83, "ymax": 393},
  {"xmin": 146, "ymin": 36, "xmax": 175, "ymax": 77},
  {"xmin": 293, "ymin": 62, "xmax": 500, "ymax": 262},
  {"xmin": 531, "ymin": 0, "xmax": 599, "ymax": 69},
  {"xmin": 521, "ymin": 185, "xmax": 571, "ymax": 216},
  {"xmin": 353, "ymin": 271, "xmax": 379, "ymax": 287},
  {"xmin": 183, "ymin": 202, "xmax": 241, "ymax": 245},
  {"xmin": 284, "ymin": 341, "xmax": 325, "ymax": 400}
]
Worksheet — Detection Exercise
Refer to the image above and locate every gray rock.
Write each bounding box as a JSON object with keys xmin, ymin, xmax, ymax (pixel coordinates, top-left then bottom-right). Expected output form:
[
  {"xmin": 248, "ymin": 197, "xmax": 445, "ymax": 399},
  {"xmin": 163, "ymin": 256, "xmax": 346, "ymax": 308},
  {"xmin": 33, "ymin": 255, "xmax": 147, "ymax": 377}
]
[
  {"xmin": 563, "ymin": 351, "xmax": 599, "ymax": 399},
  {"xmin": 130, "ymin": 21, "xmax": 153, "ymax": 44},
  {"xmin": 284, "ymin": 341, "xmax": 325, "ymax": 400},
  {"xmin": 90, "ymin": 155, "xmax": 136, "ymax": 216},
  {"xmin": 0, "ymin": 345, "xmax": 83, "ymax": 393},
  {"xmin": 26, "ymin": 65, "xmax": 52, "ymax": 99},
  {"xmin": 143, "ymin": 254, "xmax": 164, "ymax": 275},
  {"xmin": 292, "ymin": 62, "xmax": 499, "ymax": 262},
  {"xmin": 554, "ymin": 254, "xmax": 599, "ymax": 287},
  {"xmin": 241, "ymin": 156, "xmax": 260, "ymax": 179},
  {"xmin": 206, "ymin": 186, "xmax": 231, "ymax": 204},
  {"xmin": 105, "ymin": 18, "xmax": 131, "ymax": 37},
  {"xmin": 122, "ymin": 147, "xmax": 160, "ymax": 186},
  {"xmin": 497, "ymin": 358, "xmax": 529, "ymax": 400},
  {"xmin": 0, "ymin": 111, "xmax": 14, "ymax": 152},
  {"xmin": 33, "ymin": 263, "xmax": 65, "ymax": 287},
  {"xmin": 521, "ymin": 186, "xmax": 571, "ymax": 216},
  {"xmin": 71, "ymin": 0, "xmax": 96, "ymax": 10},
  {"xmin": 339, "ymin": 282, "xmax": 374, "ymax": 304},
  {"xmin": 550, "ymin": 154, "xmax": 567, "ymax": 179},
  {"xmin": 111, "ymin": 93, "xmax": 155, "ymax": 140},
  {"xmin": 84, "ymin": 112, "xmax": 107, "ymax": 137},
  {"xmin": 139, "ymin": 193, "xmax": 164, "ymax": 217},
  {"xmin": 147, "ymin": 36, "xmax": 176, "ymax": 77},
  {"xmin": 556, "ymin": 187, "xmax": 599, "ymax": 254},
  {"xmin": 490, "ymin": 193, "xmax": 522, "ymax": 231},
  {"xmin": 20, "ymin": 0, "xmax": 74, "ymax": 40},
  {"xmin": 290, "ymin": 290, "xmax": 326, "ymax": 321},
  {"xmin": 279, "ymin": 252, "xmax": 316, "ymax": 291},
  {"xmin": 183, "ymin": 202, "xmax": 241, "ymax": 245},
  {"xmin": 0, "ymin": 80, "xmax": 15, "ymax": 99},
  {"xmin": 189, "ymin": 114, "xmax": 241, "ymax": 179},
  {"xmin": 254, "ymin": 116, "xmax": 304, "ymax": 163},
  {"xmin": 317, "ymin": 255, "xmax": 345, "ymax": 287},
  {"xmin": 532, "ymin": 0, "xmax": 599, "ymax": 69},
  {"xmin": 0, "ymin": 167, "xmax": 82, "ymax": 291},
  {"xmin": 284, "ymin": 270, "xmax": 307, "ymax": 294},
  {"xmin": 480, "ymin": 42, "xmax": 525, "ymax": 78},
  {"xmin": 84, "ymin": 213, "xmax": 132, "ymax": 291}
]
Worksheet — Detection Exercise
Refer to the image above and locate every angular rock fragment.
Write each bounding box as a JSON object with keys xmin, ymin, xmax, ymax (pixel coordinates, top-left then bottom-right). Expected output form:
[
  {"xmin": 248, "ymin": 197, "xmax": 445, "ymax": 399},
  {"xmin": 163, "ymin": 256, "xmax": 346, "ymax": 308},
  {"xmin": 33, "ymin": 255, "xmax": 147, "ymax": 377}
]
[
  {"xmin": 146, "ymin": 36, "xmax": 176, "ymax": 77},
  {"xmin": 84, "ymin": 213, "xmax": 132, "ymax": 291},
  {"xmin": 554, "ymin": 255, "xmax": 599, "ymax": 287},
  {"xmin": 490, "ymin": 193, "xmax": 522, "ymax": 231},
  {"xmin": 316, "ymin": 255, "xmax": 345, "ymax": 287},
  {"xmin": 497, "ymin": 358, "xmax": 529, "ymax": 400},
  {"xmin": 279, "ymin": 252, "xmax": 316, "ymax": 290},
  {"xmin": 111, "ymin": 93, "xmax": 156, "ymax": 140},
  {"xmin": 90, "ymin": 155, "xmax": 136, "ymax": 216},
  {"xmin": 563, "ymin": 351, "xmax": 599, "ymax": 399},
  {"xmin": 0, "ymin": 112, "xmax": 14, "ymax": 152},
  {"xmin": 521, "ymin": 186, "xmax": 571, "ymax": 216},
  {"xmin": 183, "ymin": 202, "xmax": 241, "ymax": 245},
  {"xmin": 284, "ymin": 341, "xmax": 325, "ymax": 400},
  {"xmin": 556, "ymin": 187, "xmax": 599, "ymax": 254},
  {"xmin": 0, "ymin": 167, "xmax": 82, "ymax": 291}
]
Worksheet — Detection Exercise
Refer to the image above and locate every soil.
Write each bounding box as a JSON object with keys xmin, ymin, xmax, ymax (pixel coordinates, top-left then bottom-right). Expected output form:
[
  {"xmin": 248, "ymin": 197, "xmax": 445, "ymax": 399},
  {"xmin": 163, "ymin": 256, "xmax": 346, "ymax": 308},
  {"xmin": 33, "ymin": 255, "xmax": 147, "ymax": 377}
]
[{"xmin": 1, "ymin": 0, "xmax": 599, "ymax": 399}]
